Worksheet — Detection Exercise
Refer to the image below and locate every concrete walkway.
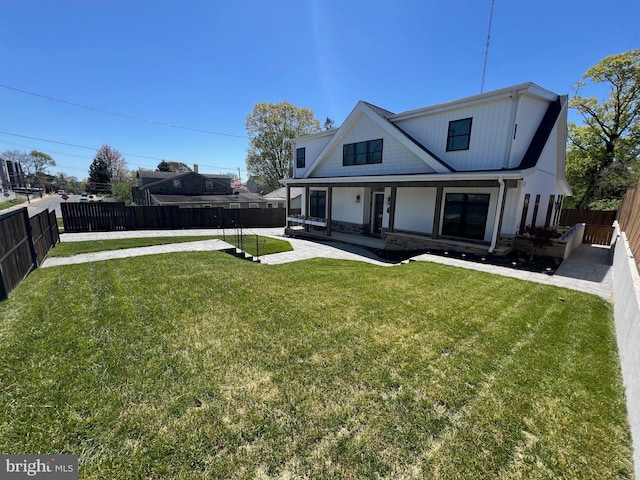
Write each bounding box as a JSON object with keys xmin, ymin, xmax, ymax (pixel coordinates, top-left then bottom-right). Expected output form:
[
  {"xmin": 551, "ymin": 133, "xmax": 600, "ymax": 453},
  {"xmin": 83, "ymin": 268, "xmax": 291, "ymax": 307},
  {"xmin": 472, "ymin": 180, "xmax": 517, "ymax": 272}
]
[{"xmin": 42, "ymin": 228, "xmax": 614, "ymax": 300}]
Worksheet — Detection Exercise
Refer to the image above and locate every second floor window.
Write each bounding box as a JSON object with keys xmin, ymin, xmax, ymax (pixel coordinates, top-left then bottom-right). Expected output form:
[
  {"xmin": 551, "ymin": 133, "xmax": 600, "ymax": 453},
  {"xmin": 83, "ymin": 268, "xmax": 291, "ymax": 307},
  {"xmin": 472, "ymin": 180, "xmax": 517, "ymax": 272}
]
[
  {"xmin": 447, "ymin": 118, "xmax": 473, "ymax": 151},
  {"xmin": 343, "ymin": 139, "xmax": 383, "ymax": 166},
  {"xmin": 296, "ymin": 148, "xmax": 306, "ymax": 168}
]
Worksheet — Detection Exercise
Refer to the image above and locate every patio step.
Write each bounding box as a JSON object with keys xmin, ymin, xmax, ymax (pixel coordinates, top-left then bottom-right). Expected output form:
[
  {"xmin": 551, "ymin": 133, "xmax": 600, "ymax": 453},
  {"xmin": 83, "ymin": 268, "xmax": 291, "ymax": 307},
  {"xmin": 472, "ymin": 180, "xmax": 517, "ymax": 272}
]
[{"xmin": 221, "ymin": 247, "xmax": 261, "ymax": 263}]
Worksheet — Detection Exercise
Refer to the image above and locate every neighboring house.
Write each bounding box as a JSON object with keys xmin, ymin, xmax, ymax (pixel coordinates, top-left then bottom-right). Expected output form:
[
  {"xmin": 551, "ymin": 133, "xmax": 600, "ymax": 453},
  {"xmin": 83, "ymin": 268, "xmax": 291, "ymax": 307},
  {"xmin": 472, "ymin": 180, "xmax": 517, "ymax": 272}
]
[
  {"xmin": 0, "ymin": 157, "xmax": 26, "ymax": 191},
  {"xmin": 263, "ymin": 186, "xmax": 303, "ymax": 211},
  {"xmin": 132, "ymin": 170, "xmax": 267, "ymax": 208},
  {"xmin": 284, "ymin": 82, "xmax": 571, "ymax": 254},
  {"xmin": 150, "ymin": 192, "xmax": 267, "ymax": 209}
]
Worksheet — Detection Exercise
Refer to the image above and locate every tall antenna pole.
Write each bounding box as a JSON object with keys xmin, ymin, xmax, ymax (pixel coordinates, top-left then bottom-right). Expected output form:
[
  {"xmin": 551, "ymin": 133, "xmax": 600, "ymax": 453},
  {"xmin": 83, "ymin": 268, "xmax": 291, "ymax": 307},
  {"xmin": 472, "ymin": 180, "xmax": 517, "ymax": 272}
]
[{"xmin": 481, "ymin": 0, "xmax": 495, "ymax": 93}]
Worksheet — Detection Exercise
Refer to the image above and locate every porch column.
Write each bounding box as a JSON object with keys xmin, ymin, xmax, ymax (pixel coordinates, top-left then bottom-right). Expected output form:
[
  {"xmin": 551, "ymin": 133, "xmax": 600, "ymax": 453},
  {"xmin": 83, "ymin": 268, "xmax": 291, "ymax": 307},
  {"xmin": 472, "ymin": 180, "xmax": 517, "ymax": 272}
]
[
  {"xmin": 326, "ymin": 186, "xmax": 332, "ymax": 236},
  {"xmin": 304, "ymin": 186, "xmax": 310, "ymax": 232},
  {"xmin": 286, "ymin": 184, "xmax": 291, "ymax": 227},
  {"xmin": 388, "ymin": 187, "xmax": 397, "ymax": 233},
  {"xmin": 432, "ymin": 186, "xmax": 443, "ymax": 239}
]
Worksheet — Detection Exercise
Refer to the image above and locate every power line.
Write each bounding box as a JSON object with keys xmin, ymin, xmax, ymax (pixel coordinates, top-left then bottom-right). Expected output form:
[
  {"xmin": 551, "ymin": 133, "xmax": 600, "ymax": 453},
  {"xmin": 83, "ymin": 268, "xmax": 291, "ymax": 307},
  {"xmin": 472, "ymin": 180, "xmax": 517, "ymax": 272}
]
[
  {"xmin": 0, "ymin": 130, "xmax": 244, "ymax": 173},
  {"xmin": 0, "ymin": 83, "xmax": 249, "ymax": 139}
]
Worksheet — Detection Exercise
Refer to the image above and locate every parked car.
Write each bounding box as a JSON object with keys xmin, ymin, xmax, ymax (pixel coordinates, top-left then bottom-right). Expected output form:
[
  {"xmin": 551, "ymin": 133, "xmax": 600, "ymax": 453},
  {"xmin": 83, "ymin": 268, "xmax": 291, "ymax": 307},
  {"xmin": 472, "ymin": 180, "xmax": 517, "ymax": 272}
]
[
  {"xmin": 79, "ymin": 193, "xmax": 88, "ymax": 203},
  {"xmin": 57, "ymin": 189, "xmax": 65, "ymax": 195}
]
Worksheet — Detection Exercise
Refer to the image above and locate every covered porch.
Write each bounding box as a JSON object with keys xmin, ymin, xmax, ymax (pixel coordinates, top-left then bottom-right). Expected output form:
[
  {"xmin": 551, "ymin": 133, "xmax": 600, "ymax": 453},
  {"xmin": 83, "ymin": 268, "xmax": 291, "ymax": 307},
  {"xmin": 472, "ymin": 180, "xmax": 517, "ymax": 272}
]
[{"xmin": 284, "ymin": 174, "xmax": 522, "ymax": 255}]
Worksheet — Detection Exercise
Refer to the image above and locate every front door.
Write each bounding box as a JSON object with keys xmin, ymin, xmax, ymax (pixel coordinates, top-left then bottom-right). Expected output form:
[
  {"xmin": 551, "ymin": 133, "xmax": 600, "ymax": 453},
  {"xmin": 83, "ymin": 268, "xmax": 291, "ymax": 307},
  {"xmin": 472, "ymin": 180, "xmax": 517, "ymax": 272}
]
[{"xmin": 372, "ymin": 192, "xmax": 384, "ymax": 236}]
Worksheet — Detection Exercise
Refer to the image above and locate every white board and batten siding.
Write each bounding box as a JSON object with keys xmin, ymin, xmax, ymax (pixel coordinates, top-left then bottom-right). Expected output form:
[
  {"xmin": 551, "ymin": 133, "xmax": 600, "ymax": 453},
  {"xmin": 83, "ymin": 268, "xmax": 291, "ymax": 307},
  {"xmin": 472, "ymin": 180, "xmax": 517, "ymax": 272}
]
[
  {"xmin": 506, "ymin": 94, "xmax": 553, "ymax": 169},
  {"xmin": 393, "ymin": 92, "xmax": 553, "ymax": 172},
  {"xmin": 331, "ymin": 187, "xmax": 369, "ymax": 224},
  {"xmin": 393, "ymin": 97, "xmax": 515, "ymax": 172},
  {"xmin": 394, "ymin": 187, "xmax": 437, "ymax": 235},
  {"xmin": 306, "ymin": 113, "xmax": 435, "ymax": 178}
]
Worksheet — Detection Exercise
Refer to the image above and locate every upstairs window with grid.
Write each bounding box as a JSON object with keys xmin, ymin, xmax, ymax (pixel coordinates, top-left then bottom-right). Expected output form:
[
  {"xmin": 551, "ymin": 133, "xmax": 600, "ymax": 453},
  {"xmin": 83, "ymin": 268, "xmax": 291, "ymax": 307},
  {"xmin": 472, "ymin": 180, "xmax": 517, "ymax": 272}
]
[
  {"xmin": 446, "ymin": 118, "xmax": 472, "ymax": 151},
  {"xmin": 343, "ymin": 139, "xmax": 383, "ymax": 166}
]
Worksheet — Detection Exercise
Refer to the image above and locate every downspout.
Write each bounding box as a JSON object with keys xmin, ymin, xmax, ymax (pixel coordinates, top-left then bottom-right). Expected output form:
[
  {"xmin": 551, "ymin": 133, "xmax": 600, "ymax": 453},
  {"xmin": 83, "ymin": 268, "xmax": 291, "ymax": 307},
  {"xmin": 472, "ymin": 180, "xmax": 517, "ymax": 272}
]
[{"xmin": 488, "ymin": 176, "xmax": 505, "ymax": 253}]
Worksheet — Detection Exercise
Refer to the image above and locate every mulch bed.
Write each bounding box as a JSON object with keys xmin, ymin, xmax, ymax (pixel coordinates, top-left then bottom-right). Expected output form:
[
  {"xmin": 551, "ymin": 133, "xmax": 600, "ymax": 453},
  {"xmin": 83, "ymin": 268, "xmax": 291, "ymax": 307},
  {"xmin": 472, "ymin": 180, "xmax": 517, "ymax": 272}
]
[{"xmin": 371, "ymin": 248, "xmax": 563, "ymax": 275}]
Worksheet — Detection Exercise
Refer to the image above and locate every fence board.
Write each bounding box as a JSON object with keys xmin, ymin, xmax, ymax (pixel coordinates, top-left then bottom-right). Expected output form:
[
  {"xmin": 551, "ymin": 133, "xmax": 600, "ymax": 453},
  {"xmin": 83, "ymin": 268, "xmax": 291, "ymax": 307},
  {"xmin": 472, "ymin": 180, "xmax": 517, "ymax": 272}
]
[
  {"xmin": 617, "ymin": 183, "xmax": 640, "ymax": 272},
  {"xmin": 61, "ymin": 202, "xmax": 127, "ymax": 232},
  {"xmin": 583, "ymin": 225, "xmax": 615, "ymax": 246},
  {"xmin": 0, "ymin": 207, "xmax": 60, "ymax": 300},
  {"xmin": 559, "ymin": 209, "xmax": 617, "ymax": 227},
  {"xmin": 0, "ymin": 209, "xmax": 36, "ymax": 300},
  {"xmin": 62, "ymin": 204, "xmax": 286, "ymax": 232}
]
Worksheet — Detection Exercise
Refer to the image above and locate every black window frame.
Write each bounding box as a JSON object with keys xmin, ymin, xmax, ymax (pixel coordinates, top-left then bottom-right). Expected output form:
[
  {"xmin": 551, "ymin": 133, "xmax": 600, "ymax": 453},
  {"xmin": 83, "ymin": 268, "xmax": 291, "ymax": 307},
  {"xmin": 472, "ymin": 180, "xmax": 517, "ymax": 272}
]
[
  {"xmin": 343, "ymin": 139, "xmax": 383, "ymax": 166},
  {"xmin": 442, "ymin": 193, "xmax": 490, "ymax": 240},
  {"xmin": 296, "ymin": 147, "xmax": 306, "ymax": 169},
  {"xmin": 309, "ymin": 190, "xmax": 326, "ymax": 218},
  {"xmin": 446, "ymin": 117, "xmax": 473, "ymax": 152}
]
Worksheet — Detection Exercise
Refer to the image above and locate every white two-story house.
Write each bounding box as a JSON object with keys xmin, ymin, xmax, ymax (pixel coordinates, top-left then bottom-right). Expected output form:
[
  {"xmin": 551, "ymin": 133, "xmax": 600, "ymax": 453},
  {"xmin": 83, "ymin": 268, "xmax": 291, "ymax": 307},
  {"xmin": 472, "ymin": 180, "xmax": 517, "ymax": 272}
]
[{"xmin": 284, "ymin": 83, "xmax": 571, "ymax": 254}]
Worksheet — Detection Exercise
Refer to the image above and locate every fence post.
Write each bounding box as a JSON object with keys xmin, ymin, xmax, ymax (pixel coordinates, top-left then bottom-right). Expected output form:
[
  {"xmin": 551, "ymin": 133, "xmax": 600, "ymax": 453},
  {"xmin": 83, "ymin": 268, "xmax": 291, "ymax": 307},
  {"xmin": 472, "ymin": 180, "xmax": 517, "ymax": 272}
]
[{"xmin": 22, "ymin": 208, "xmax": 37, "ymax": 272}]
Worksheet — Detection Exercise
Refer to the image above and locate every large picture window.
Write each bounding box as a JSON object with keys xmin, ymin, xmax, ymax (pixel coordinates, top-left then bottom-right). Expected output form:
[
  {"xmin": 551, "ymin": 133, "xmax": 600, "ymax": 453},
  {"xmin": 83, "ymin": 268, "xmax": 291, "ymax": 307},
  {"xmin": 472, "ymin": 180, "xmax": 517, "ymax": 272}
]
[
  {"xmin": 296, "ymin": 148, "xmax": 306, "ymax": 168},
  {"xmin": 446, "ymin": 118, "xmax": 472, "ymax": 151},
  {"xmin": 442, "ymin": 193, "xmax": 490, "ymax": 240},
  {"xmin": 343, "ymin": 139, "xmax": 383, "ymax": 166},
  {"xmin": 309, "ymin": 190, "xmax": 326, "ymax": 218}
]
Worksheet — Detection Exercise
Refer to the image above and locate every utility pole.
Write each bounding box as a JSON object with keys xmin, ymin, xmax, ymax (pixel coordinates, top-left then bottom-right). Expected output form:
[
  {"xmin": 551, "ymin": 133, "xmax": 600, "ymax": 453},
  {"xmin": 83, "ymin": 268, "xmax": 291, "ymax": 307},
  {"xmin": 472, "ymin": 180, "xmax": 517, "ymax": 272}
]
[{"xmin": 481, "ymin": 0, "xmax": 495, "ymax": 94}]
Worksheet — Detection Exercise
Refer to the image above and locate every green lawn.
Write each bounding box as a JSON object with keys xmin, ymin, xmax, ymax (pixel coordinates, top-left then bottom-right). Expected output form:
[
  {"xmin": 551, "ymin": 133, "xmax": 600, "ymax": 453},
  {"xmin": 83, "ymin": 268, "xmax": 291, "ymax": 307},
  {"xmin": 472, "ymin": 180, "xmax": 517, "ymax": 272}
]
[
  {"xmin": 49, "ymin": 235, "xmax": 293, "ymax": 258},
  {"xmin": 0, "ymin": 252, "xmax": 632, "ymax": 479},
  {"xmin": 0, "ymin": 197, "xmax": 26, "ymax": 210}
]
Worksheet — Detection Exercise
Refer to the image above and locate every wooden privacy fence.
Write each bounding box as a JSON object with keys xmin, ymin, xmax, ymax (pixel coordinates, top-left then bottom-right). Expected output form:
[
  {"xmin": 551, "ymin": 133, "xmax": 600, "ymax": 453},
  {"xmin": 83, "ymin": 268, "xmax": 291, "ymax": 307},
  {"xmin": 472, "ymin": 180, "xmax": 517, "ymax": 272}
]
[
  {"xmin": 559, "ymin": 208, "xmax": 616, "ymax": 246},
  {"xmin": 0, "ymin": 208, "xmax": 59, "ymax": 301},
  {"xmin": 61, "ymin": 201, "xmax": 127, "ymax": 232},
  {"xmin": 617, "ymin": 181, "xmax": 640, "ymax": 272},
  {"xmin": 61, "ymin": 203, "xmax": 286, "ymax": 232}
]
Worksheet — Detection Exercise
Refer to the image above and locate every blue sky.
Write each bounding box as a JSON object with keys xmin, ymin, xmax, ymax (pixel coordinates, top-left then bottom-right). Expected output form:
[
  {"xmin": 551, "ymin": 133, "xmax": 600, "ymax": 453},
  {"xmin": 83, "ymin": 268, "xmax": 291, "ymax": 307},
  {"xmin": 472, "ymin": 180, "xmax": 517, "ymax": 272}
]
[{"xmin": 1, "ymin": 0, "xmax": 638, "ymax": 181}]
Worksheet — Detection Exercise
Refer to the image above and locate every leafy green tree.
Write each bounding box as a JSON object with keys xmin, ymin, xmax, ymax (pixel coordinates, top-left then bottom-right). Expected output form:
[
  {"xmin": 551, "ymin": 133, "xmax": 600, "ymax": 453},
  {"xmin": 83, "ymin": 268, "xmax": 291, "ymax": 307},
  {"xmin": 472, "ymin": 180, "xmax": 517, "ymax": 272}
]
[
  {"xmin": 245, "ymin": 102, "xmax": 321, "ymax": 191},
  {"xmin": 567, "ymin": 48, "xmax": 640, "ymax": 209},
  {"xmin": 112, "ymin": 170, "xmax": 136, "ymax": 204},
  {"xmin": 19, "ymin": 150, "xmax": 56, "ymax": 195},
  {"xmin": 156, "ymin": 160, "xmax": 192, "ymax": 173},
  {"xmin": 95, "ymin": 145, "xmax": 127, "ymax": 180},
  {"xmin": 157, "ymin": 160, "xmax": 171, "ymax": 172}
]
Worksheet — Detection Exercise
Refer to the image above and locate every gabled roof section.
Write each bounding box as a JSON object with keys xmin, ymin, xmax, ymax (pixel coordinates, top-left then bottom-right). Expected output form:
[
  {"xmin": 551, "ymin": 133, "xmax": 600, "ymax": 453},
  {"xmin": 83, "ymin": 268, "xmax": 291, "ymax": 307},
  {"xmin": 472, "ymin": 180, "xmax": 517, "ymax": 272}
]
[
  {"xmin": 137, "ymin": 171, "xmax": 231, "ymax": 190},
  {"xmin": 263, "ymin": 186, "xmax": 303, "ymax": 199},
  {"xmin": 304, "ymin": 101, "xmax": 453, "ymax": 177}
]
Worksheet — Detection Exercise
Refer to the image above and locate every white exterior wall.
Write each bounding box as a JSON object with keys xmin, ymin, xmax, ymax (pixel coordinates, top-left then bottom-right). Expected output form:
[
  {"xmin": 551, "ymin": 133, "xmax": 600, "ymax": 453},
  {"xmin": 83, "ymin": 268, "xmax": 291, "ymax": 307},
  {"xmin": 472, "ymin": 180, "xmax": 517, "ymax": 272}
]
[
  {"xmin": 395, "ymin": 187, "xmax": 437, "ymax": 234},
  {"xmin": 440, "ymin": 187, "xmax": 499, "ymax": 242},
  {"xmin": 332, "ymin": 187, "xmax": 366, "ymax": 223},
  {"xmin": 311, "ymin": 113, "xmax": 434, "ymax": 178},
  {"xmin": 394, "ymin": 98, "xmax": 514, "ymax": 171},
  {"xmin": 507, "ymin": 95, "xmax": 551, "ymax": 168},
  {"xmin": 501, "ymin": 187, "xmax": 521, "ymax": 235},
  {"xmin": 294, "ymin": 133, "xmax": 333, "ymax": 178}
]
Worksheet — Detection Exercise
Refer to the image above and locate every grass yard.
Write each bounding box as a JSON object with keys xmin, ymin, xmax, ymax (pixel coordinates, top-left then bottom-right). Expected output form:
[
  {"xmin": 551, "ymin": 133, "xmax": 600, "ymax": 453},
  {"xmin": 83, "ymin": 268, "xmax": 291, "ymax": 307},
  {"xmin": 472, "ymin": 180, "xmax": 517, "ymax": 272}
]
[
  {"xmin": 49, "ymin": 235, "xmax": 293, "ymax": 258},
  {"xmin": 0, "ymin": 252, "xmax": 632, "ymax": 478},
  {"xmin": 0, "ymin": 197, "xmax": 26, "ymax": 210}
]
